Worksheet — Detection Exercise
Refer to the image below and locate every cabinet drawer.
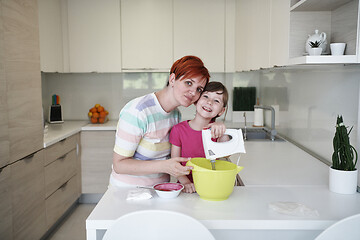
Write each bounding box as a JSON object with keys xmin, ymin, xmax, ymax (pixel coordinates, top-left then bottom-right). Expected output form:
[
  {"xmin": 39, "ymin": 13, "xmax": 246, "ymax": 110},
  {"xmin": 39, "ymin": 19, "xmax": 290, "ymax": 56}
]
[
  {"xmin": 45, "ymin": 149, "xmax": 77, "ymax": 198},
  {"xmin": 45, "ymin": 134, "xmax": 78, "ymax": 166},
  {"xmin": 45, "ymin": 175, "xmax": 79, "ymax": 229}
]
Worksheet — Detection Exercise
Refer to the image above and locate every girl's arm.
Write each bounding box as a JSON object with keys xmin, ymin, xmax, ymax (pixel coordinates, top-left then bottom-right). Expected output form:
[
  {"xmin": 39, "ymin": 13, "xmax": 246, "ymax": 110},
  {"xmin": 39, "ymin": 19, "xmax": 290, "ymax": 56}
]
[{"xmin": 171, "ymin": 144, "xmax": 196, "ymax": 193}]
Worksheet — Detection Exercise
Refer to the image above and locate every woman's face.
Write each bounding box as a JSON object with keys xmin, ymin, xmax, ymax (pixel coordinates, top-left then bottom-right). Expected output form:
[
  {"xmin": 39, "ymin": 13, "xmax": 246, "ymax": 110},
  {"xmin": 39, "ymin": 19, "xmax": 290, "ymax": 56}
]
[
  {"xmin": 171, "ymin": 74, "xmax": 207, "ymax": 107},
  {"xmin": 195, "ymin": 91, "xmax": 225, "ymax": 119}
]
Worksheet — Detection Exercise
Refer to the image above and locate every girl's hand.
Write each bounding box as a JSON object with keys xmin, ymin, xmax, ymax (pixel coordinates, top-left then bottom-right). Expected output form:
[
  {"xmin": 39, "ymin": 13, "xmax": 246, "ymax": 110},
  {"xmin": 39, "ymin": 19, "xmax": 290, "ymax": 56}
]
[
  {"xmin": 205, "ymin": 121, "xmax": 226, "ymax": 139},
  {"xmin": 164, "ymin": 157, "xmax": 193, "ymax": 178},
  {"xmin": 183, "ymin": 182, "xmax": 196, "ymax": 193}
]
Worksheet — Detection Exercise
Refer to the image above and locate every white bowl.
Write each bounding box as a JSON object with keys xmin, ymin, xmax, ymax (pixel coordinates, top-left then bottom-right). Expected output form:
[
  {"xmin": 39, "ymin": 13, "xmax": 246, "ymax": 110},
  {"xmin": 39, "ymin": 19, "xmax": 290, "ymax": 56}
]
[{"xmin": 153, "ymin": 183, "xmax": 184, "ymax": 199}]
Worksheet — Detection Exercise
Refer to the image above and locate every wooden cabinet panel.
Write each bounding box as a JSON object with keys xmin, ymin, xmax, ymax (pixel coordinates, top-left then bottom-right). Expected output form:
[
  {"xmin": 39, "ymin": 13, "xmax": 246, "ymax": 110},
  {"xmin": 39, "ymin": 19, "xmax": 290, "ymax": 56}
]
[
  {"xmin": 0, "ymin": 166, "xmax": 12, "ymax": 239},
  {"xmin": 46, "ymin": 175, "xmax": 79, "ymax": 229},
  {"xmin": 81, "ymin": 131, "xmax": 115, "ymax": 193},
  {"xmin": 45, "ymin": 149, "xmax": 77, "ymax": 198},
  {"xmin": 121, "ymin": 0, "xmax": 173, "ymax": 70},
  {"xmin": 45, "ymin": 133, "xmax": 78, "ymax": 166},
  {"xmin": 2, "ymin": 0, "xmax": 43, "ymax": 163},
  {"xmin": 0, "ymin": 1, "xmax": 9, "ymax": 168},
  {"xmin": 174, "ymin": 0, "xmax": 225, "ymax": 72},
  {"xmin": 11, "ymin": 150, "xmax": 46, "ymax": 240},
  {"xmin": 67, "ymin": 0, "xmax": 121, "ymax": 72}
]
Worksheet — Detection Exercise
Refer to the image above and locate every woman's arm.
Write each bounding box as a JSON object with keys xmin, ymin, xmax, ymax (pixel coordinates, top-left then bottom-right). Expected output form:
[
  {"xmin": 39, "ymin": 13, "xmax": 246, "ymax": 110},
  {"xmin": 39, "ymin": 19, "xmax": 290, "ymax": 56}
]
[{"xmin": 112, "ymin": 152, "xmax": 192, "ymax": 178}]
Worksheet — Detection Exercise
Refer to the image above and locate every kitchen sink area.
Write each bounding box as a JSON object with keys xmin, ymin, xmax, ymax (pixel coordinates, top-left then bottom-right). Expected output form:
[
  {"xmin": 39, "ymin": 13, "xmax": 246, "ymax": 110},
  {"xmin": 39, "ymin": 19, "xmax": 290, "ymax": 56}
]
[{"xmin": 241, "ymin": 128, "xmax": 285, "ymax": 142}]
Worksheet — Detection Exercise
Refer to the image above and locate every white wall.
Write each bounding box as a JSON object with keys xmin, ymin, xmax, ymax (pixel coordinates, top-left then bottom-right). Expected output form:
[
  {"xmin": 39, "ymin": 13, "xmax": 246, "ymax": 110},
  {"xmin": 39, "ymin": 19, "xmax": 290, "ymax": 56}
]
[{"xmin": 257, "ymin": 65, "xmax": 359, "ymax": 165}]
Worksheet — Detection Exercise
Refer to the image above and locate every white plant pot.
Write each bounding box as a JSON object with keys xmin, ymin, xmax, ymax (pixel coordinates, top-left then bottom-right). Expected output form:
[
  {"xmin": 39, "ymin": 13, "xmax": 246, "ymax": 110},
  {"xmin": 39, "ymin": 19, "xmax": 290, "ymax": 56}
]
[
  {"xmin": 329, "ymin": 167, "xmax": 358, "ymax": 194},
  {"xmin": 308, "ymin": 47, "xmax": 322, "ymax": 56}
]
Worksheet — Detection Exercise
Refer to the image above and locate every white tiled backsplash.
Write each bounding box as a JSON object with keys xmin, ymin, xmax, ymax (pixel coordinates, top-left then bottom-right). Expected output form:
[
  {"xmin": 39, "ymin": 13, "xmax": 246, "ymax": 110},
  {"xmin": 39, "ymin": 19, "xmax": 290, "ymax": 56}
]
[{"xmin": 42, "ymin": 66, "xmax": 360, "ymax": 171}]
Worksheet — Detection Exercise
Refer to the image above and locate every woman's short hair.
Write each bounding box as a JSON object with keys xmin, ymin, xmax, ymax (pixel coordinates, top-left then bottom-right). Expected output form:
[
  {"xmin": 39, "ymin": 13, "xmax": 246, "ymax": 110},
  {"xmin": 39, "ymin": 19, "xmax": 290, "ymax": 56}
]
[{"xmin": 168, "ymin": 55, "xmax": 210, "ymax": 86}]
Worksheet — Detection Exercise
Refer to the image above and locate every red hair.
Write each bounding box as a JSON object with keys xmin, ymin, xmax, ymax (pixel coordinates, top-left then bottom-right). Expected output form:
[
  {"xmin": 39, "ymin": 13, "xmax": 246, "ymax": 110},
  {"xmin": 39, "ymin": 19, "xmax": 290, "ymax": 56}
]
[{"xmin": 169, "ymin": 55, "xmax": 210, "ymax": 85}]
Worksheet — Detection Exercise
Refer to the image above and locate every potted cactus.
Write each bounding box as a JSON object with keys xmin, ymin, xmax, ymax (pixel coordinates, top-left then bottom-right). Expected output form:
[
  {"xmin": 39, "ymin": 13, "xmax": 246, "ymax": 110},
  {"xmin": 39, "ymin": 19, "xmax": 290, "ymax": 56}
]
[
  {"xmin": 329, "ymin": 115, "xmax": 358, "ymax": 194},
  {"xmin": 308, "ymin": 40, "xmax": 323, "ymax": 56}
]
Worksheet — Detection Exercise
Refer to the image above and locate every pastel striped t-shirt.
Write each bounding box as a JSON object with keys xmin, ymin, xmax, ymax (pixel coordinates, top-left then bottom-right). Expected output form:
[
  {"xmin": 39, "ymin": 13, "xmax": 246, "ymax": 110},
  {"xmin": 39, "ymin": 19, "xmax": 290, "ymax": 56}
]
[{"xmin": 112, "ymin": 93, "xmax": 181, "ymax": 186}]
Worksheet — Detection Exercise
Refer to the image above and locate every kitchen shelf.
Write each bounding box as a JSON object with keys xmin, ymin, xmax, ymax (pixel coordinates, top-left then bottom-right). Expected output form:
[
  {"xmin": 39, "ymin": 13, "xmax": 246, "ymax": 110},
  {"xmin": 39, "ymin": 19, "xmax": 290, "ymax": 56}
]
[
  {"xmin": 290, "ymin": 0, "xmax": 353, "ymax": 11},
  {"xmin": 288, "ymin": 55, "xmax": 358, "ymax": 65},
  {"xmin": 288, "ymin": 0, "xmax": 359, "ymax": 66}
]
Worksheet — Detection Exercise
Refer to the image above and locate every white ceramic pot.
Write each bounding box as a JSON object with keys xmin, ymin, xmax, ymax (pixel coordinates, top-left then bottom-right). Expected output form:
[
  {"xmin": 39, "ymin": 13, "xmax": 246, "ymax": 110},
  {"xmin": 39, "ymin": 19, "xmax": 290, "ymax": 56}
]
[
  {"xmin": 329, "ymin": 167, "xmax": 358, "ymax": 194},
  {"xmin": 308, "ymin": 47, "xmax": 322, "ymax": 56},
  {"xmin": 330, "ymin": 43, "xmax": 346, "ymax": 55}
]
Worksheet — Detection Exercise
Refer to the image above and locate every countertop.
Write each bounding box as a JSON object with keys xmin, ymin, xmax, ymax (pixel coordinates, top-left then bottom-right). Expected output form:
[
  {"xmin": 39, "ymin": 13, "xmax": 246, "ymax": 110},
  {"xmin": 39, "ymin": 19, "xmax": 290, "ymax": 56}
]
[
  {"xmin": 43, "ymin": 120, "xmax": 117, "ymax": 147},
  {"xmin": 86, "ymin": 185, "xmax": 360, "ymax": 239}
]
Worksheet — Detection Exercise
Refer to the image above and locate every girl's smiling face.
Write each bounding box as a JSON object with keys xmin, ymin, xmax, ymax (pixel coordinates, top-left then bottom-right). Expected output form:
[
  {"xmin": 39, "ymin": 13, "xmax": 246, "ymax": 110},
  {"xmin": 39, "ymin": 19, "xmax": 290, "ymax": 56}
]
[{"xmin": 196, "ymin": 90, "xmax": 226, "ymax": 119}]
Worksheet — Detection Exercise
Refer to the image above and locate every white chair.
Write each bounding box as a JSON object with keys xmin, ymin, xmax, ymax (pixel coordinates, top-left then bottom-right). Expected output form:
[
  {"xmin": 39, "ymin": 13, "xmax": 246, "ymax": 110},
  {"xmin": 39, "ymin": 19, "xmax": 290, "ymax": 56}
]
[
  {"xmin": 315, "ymin": 213, "xmax": 360, "ymax": 240},
  {"xmin": 102, "ymin": 210, "xmax": 215, "ymax": 240}
]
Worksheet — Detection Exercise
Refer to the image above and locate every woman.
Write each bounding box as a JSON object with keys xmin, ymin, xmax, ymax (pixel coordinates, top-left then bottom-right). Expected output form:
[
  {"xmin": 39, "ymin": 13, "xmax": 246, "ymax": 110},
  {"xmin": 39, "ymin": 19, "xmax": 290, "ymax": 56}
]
[{"xmin": 110, "ymin": 55, "xmax": 225, "ymax": 187}]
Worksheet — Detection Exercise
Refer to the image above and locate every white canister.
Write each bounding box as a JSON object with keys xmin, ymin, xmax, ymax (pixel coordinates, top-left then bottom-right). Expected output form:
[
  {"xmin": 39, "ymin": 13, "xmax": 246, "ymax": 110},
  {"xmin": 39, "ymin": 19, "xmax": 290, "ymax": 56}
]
[
  {"xmin": 329, "ymin": 167, "xmax": 358, "ymax": 194},
  {"xmin": 330, "ymin": 43, "xmax": 346, "ymax": 55}
]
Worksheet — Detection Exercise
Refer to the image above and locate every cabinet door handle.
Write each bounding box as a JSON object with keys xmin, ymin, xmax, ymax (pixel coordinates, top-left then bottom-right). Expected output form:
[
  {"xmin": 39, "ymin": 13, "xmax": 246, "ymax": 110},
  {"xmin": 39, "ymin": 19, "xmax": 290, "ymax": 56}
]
[
  {"xmin": 58, "ymin": 153, "xmax": 67, "ymax": 161},
  {"xmin": 60, "ymin": 181, "xmax": 68, "ymax": 189},
  {"xmin": 23, "ymin": 153, "xmax": 35, "ymax": 162}
]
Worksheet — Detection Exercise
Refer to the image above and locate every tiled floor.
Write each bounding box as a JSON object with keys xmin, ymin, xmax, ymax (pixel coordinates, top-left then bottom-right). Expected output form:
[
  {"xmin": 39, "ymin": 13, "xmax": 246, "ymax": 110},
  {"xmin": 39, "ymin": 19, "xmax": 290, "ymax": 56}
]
[{"xmin": 45, "ymin": 204, "xmax": 96, "ymax": 240}]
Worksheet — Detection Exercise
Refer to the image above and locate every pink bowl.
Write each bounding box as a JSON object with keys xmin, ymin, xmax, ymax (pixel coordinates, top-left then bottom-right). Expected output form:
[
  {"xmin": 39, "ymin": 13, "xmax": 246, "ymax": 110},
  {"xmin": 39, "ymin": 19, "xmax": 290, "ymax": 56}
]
[{"xmin": 153, "ymin": 183, "xmax": 184, "ymax": 198}]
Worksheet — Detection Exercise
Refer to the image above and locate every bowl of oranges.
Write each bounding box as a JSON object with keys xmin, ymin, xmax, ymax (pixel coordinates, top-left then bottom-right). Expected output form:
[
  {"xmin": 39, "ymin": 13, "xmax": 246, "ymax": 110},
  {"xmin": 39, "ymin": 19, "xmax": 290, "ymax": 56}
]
[{"xmin": 88, "ymin": 104, "xmax": 109, "ymax": 124}]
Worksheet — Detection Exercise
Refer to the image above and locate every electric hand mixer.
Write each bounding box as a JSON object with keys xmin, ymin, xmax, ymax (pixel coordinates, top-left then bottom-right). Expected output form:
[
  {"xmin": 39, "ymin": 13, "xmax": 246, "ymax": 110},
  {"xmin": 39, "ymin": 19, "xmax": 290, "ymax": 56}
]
[{"xmin": 202, "ymin": 129, "xmax": 246, "ymax": 170}]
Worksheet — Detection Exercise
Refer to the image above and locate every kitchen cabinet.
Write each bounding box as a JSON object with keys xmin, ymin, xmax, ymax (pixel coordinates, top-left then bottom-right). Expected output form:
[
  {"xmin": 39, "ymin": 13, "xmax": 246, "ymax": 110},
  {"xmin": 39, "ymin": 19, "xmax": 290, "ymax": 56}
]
[
  {"xmin": 235, "ymin": 0, "xmax": 290, "ymax": 71},
  {"xmin": 174, "ymin": 0, "xmax": 226, "ymax": 72},
  {"xmin": 38, "ymin": 0, "xmax": 68, "ymax": 72},
  {"xmin": 11, "ymin": 150, "xmax": 46, "ymax": 240},
  {"xmin": 67, "ymin": 0, "xmax": 121, "ymax": 72},
  {"xmin": 81, "ymin": 131, "xmax": 115, "ymax": 194},
  {"xmin": 44, "ymin": 133, "xmax": 81, "ymax": 229},
  {"xmin": 0, "ymin": 3, "xmax": 9, "ymax": 168},
  {"xmin": 2, "ymin": 0, "xmax": 43, "ymax": 164},
  {"xmin": 288, "ymin": 0, "xmax": 359, "ymax": 65},
  {"xmin": 0, "ymin": 166, "xmax": 12, "ymax": 239},
  {"xmin": 121, "ymin": 0, "xmax": 173, "ymax": 71}
]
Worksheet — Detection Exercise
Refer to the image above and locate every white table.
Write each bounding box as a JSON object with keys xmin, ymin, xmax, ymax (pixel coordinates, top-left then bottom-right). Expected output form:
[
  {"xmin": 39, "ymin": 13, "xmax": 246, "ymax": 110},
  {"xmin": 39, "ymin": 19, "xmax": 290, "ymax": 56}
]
[{"xmin": 86, "ymin": 186, "xmax": 360, "ymax": 240}]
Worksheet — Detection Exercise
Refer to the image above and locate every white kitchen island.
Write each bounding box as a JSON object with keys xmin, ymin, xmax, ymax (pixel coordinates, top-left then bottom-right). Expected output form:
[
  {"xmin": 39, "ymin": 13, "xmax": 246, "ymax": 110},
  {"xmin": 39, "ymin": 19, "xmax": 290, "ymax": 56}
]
[{"xmin": 86, "ymin": 185, "xmax": 360, "ymax": 240}]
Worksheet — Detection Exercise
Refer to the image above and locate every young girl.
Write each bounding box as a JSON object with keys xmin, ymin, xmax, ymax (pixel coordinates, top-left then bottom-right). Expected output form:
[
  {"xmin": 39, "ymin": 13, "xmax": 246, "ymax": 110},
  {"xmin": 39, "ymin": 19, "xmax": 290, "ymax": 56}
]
[{"xmin": 169, "ymin": 81, "xmax": 229, "ymax": 193}]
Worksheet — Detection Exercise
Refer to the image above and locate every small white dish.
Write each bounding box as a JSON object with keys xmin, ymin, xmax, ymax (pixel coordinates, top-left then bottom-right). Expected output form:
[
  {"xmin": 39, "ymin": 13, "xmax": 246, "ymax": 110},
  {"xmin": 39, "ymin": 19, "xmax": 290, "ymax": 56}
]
[{"xmin": 153, "ymin": 183, "xmax": 184, "ymax": 199}]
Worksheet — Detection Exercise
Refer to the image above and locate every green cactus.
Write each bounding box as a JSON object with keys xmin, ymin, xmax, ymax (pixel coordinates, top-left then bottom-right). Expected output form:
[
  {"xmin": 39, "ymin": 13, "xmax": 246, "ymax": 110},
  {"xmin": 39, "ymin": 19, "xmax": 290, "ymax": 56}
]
[{"xmin": 332, "ymin": 115, "xmax": 358, "ymax": 171}]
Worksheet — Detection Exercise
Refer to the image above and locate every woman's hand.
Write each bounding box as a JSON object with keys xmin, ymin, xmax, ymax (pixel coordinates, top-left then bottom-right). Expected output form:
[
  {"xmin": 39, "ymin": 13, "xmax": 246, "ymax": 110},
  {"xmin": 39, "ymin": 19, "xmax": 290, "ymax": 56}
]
[
  {"xmin": 205, "ymin": 121, "xmax": 226, "ymax": 139},
  {"xmin": 164, "ymin": 157, "xmax": 193, "ymax": 178}
]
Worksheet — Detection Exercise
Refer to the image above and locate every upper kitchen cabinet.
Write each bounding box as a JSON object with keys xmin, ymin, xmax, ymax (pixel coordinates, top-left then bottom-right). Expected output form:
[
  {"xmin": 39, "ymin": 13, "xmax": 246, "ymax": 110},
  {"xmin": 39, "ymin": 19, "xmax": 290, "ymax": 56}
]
[
  {"xmin": 235, "ymin": 0, "xmax": 290, "ymax": 71},
  {"xmin": 38, "ymin": 0, "xmax": 68, "ymax": 72},
  {"xmin": 288, "ymin": 0, "xmax": 359, "ymax": 65},
  {"xmin": 174, "ymin": 0, "xmax": 226, "ymax": 72},
  {"xmin": 121, "ymin": 0, "xmax": 173, "ymax": 71},
  {"xmin": 67, "ymin": 0, "xmax": 121, "ymax": 72},
  {"xmin": 1, "ymin": 0, "xmax": 43, "ymax": 163}
]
